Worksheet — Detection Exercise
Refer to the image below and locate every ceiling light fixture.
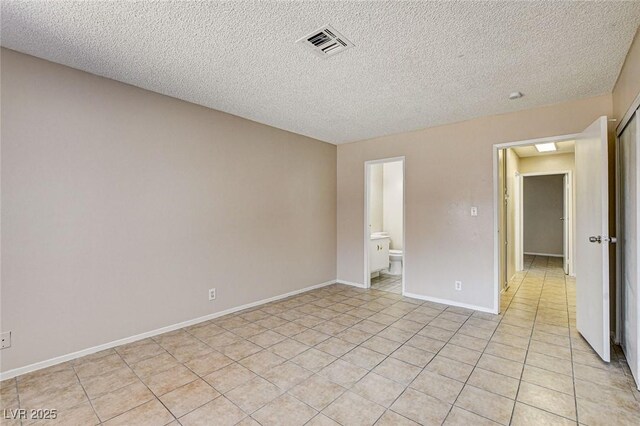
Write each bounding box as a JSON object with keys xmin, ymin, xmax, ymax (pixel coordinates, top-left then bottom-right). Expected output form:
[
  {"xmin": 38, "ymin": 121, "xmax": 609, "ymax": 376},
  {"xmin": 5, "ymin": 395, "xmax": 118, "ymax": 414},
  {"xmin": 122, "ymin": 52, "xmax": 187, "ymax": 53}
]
[
  {"xmin": 535, "ymin": 142, "xmax": 557, "ymax": 152},
  {"xmin": 509, "ymin": 91, "xmax": 524, "ymax": 100}
]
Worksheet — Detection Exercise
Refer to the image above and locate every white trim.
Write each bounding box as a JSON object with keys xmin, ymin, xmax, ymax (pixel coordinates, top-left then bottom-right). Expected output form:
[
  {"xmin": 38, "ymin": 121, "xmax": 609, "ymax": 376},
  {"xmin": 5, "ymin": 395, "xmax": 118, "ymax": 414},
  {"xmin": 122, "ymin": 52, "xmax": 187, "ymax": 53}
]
[
  {"xmin": 524, "ymin": 252, "xmax": 564, "ymax": 258},
  {"xmin": 403, "ymin": 291, "xmax": 497, "ymax": 314},
  {"xmin": 493, "ymin": 146, "xmax": 500, "ymax": 313},
  {"xmin": 0, "ymin": 280, "xmax": 336, "ymax": 380},
  {"xmin": 363, "ymin": 157, "xmax": 406, "ymax": 294},
  {"xmin": 493, "ymin": 132, "xmax": 579, "ymax": 314},
  {"xmin": 336, "ymin": 279, "xmax": 367, "ymax": 289}
]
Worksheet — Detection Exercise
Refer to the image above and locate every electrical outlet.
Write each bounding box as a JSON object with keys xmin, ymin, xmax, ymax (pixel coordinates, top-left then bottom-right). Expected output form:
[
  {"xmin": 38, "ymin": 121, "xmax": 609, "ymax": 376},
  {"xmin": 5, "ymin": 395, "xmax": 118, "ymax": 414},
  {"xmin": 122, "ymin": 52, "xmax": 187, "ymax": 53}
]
[
  {"xmin": 455, "ymin": 281, "xmax": 462, "ymax": 291},
  {"xmin": 1, "ymin": 332, "xmax": 11, "ymax": 349},
  {"xmin": 470, "ymin": 207, "xmax": 478, "ymax": 217},
  {"xmin": 208, "ymin": 288, "xmax": 216, "ymax": 301}
]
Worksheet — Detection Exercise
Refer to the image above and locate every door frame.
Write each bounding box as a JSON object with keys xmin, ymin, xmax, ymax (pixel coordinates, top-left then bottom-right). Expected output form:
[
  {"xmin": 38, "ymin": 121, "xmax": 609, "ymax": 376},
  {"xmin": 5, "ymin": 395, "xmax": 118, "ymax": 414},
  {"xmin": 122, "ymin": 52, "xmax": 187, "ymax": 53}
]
[
  {"xmin": 493, "ymin": 133, "xmax": 581, "ymax": 313},
  {"xmin": 364, "ymin": 156, "xmax": 406, "ymax": 294},
  {"xmin": 516, "ymin": 170, "xmax": 574, "ymax": 276}
]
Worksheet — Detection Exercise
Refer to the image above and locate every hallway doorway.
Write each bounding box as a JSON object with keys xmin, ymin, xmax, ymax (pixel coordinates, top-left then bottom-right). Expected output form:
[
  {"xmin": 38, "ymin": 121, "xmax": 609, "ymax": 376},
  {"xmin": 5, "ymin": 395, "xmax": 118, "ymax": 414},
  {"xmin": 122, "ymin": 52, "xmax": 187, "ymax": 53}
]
[
  {"xmin": 520, "ymin": 172, "xmax": 572, "ymax": 276},
  {"xmin": 494, "ymin": 116, "xmax": 615, "ymax": 362}
]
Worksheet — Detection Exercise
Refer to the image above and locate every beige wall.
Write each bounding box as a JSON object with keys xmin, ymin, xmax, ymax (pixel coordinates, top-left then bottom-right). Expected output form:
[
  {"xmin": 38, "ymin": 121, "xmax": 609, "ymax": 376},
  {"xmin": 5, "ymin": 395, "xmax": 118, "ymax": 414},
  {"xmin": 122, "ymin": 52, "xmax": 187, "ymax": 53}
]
[
  {"xmin": 337, "ymin": 94, "xmax": 612, "ymax": 310},
  {"xmin": 382, "ymin": 161, "xmax": 403, "ymax": 250},
  {"xmin": 0, "ymin": 49, "xmax": 337, "ymax": 373},
  {"xmin": 523, "ymin": 175, "xmax": 565, "ymax": 256},
  {"xmin": 613, "ymin": 28, "xmax": 640, "ymax": 121},
  {"xmin": 519, "ymin": 153, "xmax": 575, "ymax": 174},
  {"xmin": 368, "ymin": 163, "xmax": 384, "ymax": 233}
]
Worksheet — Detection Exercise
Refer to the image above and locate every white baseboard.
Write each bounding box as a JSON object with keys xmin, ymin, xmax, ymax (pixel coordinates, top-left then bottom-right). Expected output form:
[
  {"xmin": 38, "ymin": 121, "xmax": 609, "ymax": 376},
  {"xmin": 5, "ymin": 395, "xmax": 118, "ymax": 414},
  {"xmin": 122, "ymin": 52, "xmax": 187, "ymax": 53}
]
[
  {"xmin": 0, "ymin": 280, "xmax": 336, "ymax": 381},
  {"xmin": 524, "ymin": 252, "xmax": 563, "ymax": 258},
  {"xmin": 403, "ymin": 291, "xmax": 498, "ymax": 314},
  {"xmin": 336, "ymin": 279, "xmax": 366, "ymax": 289}
]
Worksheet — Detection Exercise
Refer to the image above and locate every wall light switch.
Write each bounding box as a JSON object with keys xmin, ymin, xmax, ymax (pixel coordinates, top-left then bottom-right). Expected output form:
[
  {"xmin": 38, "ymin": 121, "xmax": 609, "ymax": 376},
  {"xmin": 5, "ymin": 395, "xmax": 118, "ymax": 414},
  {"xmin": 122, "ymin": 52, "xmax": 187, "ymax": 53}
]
[{"xmin": 470, "ymin": 207, "xmax": 478, "ymax": 217}]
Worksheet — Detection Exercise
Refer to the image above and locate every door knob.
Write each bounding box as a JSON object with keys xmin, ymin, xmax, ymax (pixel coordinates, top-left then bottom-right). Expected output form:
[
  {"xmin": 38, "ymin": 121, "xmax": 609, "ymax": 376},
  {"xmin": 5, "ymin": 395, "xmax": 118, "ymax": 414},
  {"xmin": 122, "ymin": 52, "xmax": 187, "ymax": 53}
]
[{"xmin": 589, "ymin": 236, "xmax": 601, "ymax": 243}]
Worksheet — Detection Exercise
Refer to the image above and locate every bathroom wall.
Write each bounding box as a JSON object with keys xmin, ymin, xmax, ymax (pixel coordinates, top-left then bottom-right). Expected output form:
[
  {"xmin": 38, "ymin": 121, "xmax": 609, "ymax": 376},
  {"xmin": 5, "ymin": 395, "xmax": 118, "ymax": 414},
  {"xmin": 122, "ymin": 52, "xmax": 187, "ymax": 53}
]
[
  {"xmin": 383, "ymin": 161, "xmax": 404, "ymax": 250},
  {"xmin": 1, "ymin": 48, "xmax": 337, "ymax": 374},
  {"xmin": 369, "ymin": 163, "xmax": 384, "ymax": 233},
  {"xmin": 523, "ymin": 175, "xmax": 565, "ymax": 256}
]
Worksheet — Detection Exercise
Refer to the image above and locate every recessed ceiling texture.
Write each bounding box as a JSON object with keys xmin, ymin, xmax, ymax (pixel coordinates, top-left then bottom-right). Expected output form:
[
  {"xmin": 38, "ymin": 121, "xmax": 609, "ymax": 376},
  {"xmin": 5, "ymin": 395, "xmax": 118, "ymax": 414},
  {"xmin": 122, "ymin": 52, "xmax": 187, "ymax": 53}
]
[{"xmin": 2, "ymin": 1, "xmax": 639, "ymax": 144}]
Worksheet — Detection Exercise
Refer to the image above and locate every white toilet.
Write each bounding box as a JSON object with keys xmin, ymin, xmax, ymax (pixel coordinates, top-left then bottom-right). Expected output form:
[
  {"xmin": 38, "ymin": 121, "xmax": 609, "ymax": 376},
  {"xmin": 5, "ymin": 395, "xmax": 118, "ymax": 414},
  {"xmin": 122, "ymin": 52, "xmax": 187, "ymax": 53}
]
[{"xmin": 389, "ymin": 249, "xmax": 403, "ymax": 275}]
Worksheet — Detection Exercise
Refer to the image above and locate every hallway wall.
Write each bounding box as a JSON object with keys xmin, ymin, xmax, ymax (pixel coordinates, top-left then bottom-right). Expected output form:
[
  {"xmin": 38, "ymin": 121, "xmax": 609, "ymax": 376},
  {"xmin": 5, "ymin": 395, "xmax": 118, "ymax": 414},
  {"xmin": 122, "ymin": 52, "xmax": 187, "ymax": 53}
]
[{"xmin": 523, "ymin": 175, "xmax": 565, "ymax": 256}]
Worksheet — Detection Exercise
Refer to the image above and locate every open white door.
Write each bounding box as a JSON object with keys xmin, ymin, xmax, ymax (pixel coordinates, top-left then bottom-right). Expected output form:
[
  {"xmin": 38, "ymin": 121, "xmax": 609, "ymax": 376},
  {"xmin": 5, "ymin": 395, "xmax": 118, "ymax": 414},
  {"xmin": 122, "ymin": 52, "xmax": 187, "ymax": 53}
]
[{"xmin": 575, "ymin": 116, "xmax": 611, "ymax": 362}]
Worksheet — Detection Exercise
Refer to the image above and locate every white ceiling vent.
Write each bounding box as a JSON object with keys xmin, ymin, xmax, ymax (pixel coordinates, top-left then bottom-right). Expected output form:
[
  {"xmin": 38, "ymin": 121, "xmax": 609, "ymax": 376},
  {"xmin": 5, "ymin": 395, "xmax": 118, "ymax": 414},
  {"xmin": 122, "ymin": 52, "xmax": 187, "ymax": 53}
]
[{"xmin": 296, "ymin": 25, "xmax": 354, "ymax": 58}]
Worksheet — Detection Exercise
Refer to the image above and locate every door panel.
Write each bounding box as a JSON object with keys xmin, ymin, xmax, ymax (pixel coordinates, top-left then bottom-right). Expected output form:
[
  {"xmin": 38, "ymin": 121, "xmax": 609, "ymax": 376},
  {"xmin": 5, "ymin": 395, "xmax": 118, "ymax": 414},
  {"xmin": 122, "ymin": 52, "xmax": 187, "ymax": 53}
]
[
  {"xmin": 575, "ymin": 116, "xmax": 610, "ymax": 362},
  {"xmin": 619, "ymin": 111, "xmax": 639, "ymax": 386}
]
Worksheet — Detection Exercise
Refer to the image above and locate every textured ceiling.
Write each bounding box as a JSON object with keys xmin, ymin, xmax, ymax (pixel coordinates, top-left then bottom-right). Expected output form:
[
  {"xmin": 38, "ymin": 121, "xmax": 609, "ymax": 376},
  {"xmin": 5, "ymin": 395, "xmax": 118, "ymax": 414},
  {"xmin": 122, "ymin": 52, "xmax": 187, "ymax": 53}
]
[{"xmin": 2, "ymin": 1, "xmax": 639, "ymax": 144}]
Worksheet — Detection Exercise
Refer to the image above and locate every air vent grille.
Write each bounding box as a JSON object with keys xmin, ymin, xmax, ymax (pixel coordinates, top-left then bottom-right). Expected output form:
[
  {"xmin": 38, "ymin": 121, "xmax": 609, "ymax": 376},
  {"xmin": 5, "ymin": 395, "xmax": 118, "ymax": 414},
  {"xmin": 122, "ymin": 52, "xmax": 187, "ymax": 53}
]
[{"xmin": 297, "ymin": 25, "xmax": 354, "ymax": 58}]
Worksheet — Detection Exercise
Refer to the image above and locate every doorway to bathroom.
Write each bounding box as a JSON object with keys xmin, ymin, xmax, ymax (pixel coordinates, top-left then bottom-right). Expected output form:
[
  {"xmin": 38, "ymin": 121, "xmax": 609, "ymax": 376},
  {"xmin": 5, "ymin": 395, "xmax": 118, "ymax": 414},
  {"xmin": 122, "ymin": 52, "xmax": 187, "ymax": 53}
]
[{"xmin": 364, "ymin": 157, "xmax": 405, "ymax": 294}]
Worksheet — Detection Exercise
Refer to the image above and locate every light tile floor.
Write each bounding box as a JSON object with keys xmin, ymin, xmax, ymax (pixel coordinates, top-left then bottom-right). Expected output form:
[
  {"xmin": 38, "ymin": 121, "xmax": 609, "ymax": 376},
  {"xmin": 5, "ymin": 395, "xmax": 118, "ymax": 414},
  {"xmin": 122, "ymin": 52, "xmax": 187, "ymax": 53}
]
[
  {"xmin": 1, "ymin": 256, "xmax": 639, "ymax": 425},
  {"xmin": 371, "ymin": 273, "xmax": 402, "ymax": 294}
]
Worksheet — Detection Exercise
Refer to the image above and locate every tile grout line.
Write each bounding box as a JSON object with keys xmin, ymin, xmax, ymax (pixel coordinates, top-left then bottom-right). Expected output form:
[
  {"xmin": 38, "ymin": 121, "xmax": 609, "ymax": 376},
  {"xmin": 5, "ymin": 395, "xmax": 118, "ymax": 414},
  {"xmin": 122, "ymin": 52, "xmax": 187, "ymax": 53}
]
[
  {"xmin": 14, "ymin": 263, "xmax": 633, "ymax": 425},
  {"xmin": 509, "ymin": 257, "xmax": 581, "ymax": 424},
  {"xmin": 71, "ymin": 364, "xmax": 103, "ymax": 426},
  {"xmin": 377, "ymin": 304, "xmax": 478, "ymax": 421},
  {"xmin": 507, "ymin": 255, "xmax": 547, "ymax": 424},
  {"xmin": 105, "ymin": 350, "xmax": 178, "ymax": 425},
  {"xmin": 309, "ymin": 290, "xmax": 449, "ymax": 423},
  {"xmin": 178, "ymin": 285, "xmax": 410, "ymax": 423},
  {"xmin": 566, "ymin": 269, "xmax": 580, "ymax": 424},
  {"xmin": 442, "ymin": 257, "xmax": 539, "ymax": 425}
]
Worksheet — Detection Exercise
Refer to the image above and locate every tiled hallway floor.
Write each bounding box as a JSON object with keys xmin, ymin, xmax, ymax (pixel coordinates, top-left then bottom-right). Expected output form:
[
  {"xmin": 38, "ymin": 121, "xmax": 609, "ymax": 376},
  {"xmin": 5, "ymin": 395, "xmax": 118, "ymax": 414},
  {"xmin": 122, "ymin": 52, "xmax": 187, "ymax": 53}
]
[
  {"xmin": 2, "ymin": 256, "xmax": 639, "ymax": 425},
  {"xmin": 370, "ymin": 273, "xmax": 402, "ymax": 294}
]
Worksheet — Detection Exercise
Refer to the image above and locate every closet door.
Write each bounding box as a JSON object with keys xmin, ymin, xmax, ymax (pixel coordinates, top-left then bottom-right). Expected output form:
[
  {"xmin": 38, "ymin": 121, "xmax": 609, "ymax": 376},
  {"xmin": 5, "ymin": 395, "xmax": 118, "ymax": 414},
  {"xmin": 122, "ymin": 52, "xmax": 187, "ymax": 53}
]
[{"xmin": 619, "ymin": 110, "xmax": 639, "ymax": 388}]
